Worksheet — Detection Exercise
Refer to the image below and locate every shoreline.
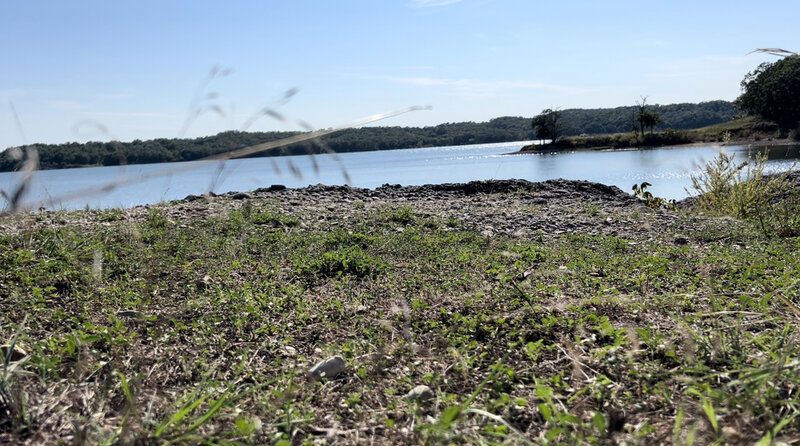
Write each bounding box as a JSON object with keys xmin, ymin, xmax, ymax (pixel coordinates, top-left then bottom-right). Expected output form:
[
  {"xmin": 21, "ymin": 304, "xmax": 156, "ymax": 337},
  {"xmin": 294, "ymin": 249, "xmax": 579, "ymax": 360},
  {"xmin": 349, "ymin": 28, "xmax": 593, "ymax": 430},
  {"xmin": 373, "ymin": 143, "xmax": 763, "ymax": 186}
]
[{"xmin": 515, "ymin": 137, "xmax": 799, "ymax": 154}]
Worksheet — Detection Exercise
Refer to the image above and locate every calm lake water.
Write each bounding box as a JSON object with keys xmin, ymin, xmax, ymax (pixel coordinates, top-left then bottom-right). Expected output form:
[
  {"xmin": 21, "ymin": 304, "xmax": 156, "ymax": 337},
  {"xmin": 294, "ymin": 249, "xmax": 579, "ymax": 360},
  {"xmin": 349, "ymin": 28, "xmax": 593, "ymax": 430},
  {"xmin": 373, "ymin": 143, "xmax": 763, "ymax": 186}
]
[{"xmin": 1, "ymin": 141, "xmax": 799, "ymax": 211}]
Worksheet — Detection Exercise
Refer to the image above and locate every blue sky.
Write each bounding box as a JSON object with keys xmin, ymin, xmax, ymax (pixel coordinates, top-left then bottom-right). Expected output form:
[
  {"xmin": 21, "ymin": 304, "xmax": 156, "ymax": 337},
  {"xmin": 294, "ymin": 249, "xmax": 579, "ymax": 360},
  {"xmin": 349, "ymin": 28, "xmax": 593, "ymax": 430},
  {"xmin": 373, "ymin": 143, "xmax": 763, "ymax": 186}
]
[{"xmin": 1, "ymin": 0, "xmax": 798, "ymax": 150}]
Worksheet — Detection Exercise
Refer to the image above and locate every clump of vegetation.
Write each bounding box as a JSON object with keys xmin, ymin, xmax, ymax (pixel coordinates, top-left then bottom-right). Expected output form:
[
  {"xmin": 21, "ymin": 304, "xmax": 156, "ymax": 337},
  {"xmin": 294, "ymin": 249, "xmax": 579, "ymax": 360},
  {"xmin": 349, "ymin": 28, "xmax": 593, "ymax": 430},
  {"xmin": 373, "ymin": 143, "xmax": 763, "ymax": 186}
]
[
  {"xmin": 632, "ymin": 182, "xmax": 675, "ymax": 209},
  {"xmin": 295, "ymin": 246, "xmax": 388, "ymax": 280},
  {"xmin": 736, "ymin": 54, "xmax": 800, "ymax": 129},
  {"xmin": 385, "ymin": 205, "xmax": 415, "ymax": 224},
  {"xmin": 688, "ymin": 149, "xmax": 799, "ymax": 236},
  {"xmin": 0, "ymin": 322, "xmax": 32, "ymax": 437},
  {"xmin": 531, "ymin": 108, "xmax": 562, "ymax": 143},
  {"xmin": 249, "ymin": 207, "xmax": 299, "ymax": 227}
]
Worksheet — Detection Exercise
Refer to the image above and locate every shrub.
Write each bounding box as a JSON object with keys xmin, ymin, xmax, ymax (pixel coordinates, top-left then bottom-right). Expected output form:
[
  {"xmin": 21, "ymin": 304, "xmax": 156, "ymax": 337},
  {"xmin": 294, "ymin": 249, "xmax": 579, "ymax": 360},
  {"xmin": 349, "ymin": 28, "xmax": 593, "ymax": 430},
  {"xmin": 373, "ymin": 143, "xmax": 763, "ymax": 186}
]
[
  {"xmin": 688, "ymin": 150, "xmax": 798, "ymax": 236},
  {"xmin": 249, "ymin": 208, "xmax": 299, "ymax": 227},
  {"xmin": 295, "ymin": 247, "xmax": 388, "ymax": 281},
  {"xmin": 382, "ymin": 206, "xmax": 415, "ymax": 224}
]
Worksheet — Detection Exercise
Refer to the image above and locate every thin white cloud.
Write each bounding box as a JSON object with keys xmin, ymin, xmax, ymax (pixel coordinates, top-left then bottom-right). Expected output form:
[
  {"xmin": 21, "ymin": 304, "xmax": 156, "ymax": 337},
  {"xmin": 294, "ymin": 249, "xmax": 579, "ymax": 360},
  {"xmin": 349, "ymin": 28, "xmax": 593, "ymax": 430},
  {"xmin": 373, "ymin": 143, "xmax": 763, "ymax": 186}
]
[{"xmin": 409, "ymin": 0, "xmax": 463, "ymax": 7}]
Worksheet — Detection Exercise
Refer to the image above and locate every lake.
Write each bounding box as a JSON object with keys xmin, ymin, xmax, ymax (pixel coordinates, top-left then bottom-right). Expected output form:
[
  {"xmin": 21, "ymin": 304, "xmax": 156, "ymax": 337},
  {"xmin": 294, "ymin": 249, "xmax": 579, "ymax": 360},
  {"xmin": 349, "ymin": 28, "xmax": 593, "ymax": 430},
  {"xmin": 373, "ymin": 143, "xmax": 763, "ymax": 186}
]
[{"xmin": 1, "ymin": 141, "xmax": 799, "ymax": 211}]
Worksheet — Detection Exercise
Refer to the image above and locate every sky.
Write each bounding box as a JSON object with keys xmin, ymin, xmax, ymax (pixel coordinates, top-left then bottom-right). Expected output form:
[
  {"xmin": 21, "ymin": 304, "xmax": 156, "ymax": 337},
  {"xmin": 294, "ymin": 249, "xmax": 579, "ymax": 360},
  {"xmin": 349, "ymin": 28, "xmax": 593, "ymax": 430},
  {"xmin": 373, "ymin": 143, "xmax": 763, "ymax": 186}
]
[{"xmin": 1, "ymin": 0, "xmax": 799, "ymax": 150}]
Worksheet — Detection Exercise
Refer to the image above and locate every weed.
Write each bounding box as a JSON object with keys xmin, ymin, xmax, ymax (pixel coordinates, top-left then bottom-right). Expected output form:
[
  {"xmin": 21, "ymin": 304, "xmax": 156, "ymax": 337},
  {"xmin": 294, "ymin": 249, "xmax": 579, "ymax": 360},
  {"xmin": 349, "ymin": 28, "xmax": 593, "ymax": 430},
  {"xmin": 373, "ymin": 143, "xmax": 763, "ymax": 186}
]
[
  {"xmin": 249, "ymin": 207, "xmax": 299, "ymax": 227},
  {"xmin": 295, "ymin": 246, "xmax": 388, "ymax": 281},
  {"xmin": 380, "ymin": 205, "xmax": 415, "ymax": 224},
  {"xmin": 688, "ymin": 149, "xmax": 798, "ymax": 236},
  {"xmin": 632, "ymin": 181, "xmax": 675, "ymax": 209},
  {"xmin": 0, "ymin": 318, "xmax": 33, "ymax": 436}
]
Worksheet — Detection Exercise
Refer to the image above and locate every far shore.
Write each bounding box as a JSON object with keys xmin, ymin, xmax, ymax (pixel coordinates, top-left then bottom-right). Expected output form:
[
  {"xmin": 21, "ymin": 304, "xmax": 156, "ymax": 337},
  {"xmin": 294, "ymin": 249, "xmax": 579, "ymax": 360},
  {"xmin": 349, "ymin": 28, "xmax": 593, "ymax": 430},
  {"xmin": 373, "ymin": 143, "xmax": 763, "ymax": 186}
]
[{"xmin": 514, "ymin": 137, "xmax": 799, "ymax": 155}]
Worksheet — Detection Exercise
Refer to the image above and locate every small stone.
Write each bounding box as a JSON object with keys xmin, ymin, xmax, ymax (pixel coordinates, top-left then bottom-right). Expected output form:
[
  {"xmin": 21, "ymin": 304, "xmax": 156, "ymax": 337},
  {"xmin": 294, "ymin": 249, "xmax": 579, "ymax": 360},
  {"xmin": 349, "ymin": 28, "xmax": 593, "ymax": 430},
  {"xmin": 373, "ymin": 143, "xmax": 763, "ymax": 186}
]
[
  {"xmin": 1, "ymin": 344, "xmax": 27, "ymax": 362},
  {"xmin": 355, "ymin": 305, "xmax": 368, "ymax": 314},
  {"xmin": 309, "ymin": 356, "xmax": 346, "ymax": 379},
  {"xmin": 673, "ymin": 236, "xmax": 689, "ymax": 245},
  {"xmin": 281, "ymin": 346, "xmax": 297, "ymax": 357},
  {"xmin": 404, "ymin": 385, "xmax": 434, "ymax": 402},
  {"xmin": 116, "ymin": 310, "xmax": 140, "ymax": 318},
  {"xmin": 195, "ymin": 275, "xmax": 214, "ymax": 289}
]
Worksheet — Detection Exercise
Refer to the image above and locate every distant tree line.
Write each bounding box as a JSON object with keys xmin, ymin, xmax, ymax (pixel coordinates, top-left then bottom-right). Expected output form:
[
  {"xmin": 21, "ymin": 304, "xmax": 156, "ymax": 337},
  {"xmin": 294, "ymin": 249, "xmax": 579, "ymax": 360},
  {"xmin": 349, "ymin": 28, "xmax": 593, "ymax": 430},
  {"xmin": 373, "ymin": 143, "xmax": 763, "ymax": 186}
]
[
  {"xmin": 0, "ymin": 101, "xmax": 736, "ymax": 172},
  {"xmin": 558, "ymin": 100, "xmax": 735, "ymax": 135}
]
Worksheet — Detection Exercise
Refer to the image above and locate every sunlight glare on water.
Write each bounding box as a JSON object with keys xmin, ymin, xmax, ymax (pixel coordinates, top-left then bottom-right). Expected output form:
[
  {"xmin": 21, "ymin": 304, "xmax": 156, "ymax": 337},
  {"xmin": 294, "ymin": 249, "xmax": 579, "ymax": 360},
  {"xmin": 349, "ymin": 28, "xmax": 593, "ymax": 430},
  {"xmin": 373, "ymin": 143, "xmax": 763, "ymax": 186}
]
[{"xmin": 1, "ymin": 142, "xmax": 798, "ymax": 210}]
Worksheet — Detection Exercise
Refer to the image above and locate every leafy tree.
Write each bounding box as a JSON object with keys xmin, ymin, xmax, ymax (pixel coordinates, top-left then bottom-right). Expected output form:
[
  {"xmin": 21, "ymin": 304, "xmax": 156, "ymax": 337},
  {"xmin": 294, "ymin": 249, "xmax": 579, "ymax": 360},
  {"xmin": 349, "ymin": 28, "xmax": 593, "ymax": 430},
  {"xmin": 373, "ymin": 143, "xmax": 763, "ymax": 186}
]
[
  {"xmin": 634, "ymin": 96, "xmax": 663, "ymax": 136},
  {"xmin": 735, "ymin": 54, "xmax": 800, "ymax": 128},
  {"xmin": 640, "ymin": 110, "xmax": 662, "ymax": 134},
  {"xmin": 531, "ymin": 108, "xmax": 561, "ymax": 143}
]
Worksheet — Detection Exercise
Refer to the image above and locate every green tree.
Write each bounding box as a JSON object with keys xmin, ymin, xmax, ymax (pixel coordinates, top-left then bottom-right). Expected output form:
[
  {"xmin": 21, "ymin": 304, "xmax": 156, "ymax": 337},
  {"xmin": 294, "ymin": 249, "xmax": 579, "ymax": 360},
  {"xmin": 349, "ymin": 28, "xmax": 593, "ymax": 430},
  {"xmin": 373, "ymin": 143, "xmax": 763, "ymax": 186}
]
[
  {"xmin": 634, "ymin": 96, "xmax": 662, "ymax": 136},
  {"xmin": 735, "ymin": 54, "xmax": 800, "ymax": 128},
  {"xmin": 640, "ymin": 110, "xmax": 662, "ymax": 134},
  {"xmin": 531, "ymin": 108, "xmax": 561, "ymax": 143}
]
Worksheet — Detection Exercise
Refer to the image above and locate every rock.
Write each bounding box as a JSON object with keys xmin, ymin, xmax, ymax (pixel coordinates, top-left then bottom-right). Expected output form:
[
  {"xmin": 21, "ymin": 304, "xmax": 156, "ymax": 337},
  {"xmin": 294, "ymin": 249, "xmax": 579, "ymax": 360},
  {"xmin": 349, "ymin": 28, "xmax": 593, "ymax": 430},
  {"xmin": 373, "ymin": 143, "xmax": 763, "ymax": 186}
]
[
  {"xmin": 280, "ymin": 346, "xmax": 297, "ymax": 357},
  {"xmin": 231, "ymin": 193, "xmax": 250, "ymax": 200},
  {"xmin": 1, "ymin": 344, "xmax": 27, "ymax": 362},
  {"xmin": 309, "ymin": 356, "xmax": 346, "ymax": 379},
  {"xmin": 404, "ymin": 385, "xmax": 434, "ymax": 402},
  {"xmin": 255, "ymin": 184, "xmax": 286, "ymax": 192},
  {"xmin": 673, "ymin": 236, "xmax": 689, "ymax": 245},
  {"xmin": 195, "ymin": 275, "xmax": 214, "ymax": 289},
  {"xmin": 183, "ymin": 194, "xmax": 204, "ymax": 202},
  {"xmin": 116, "ymin": 310, "xmax": 140, "ymax": 318}
]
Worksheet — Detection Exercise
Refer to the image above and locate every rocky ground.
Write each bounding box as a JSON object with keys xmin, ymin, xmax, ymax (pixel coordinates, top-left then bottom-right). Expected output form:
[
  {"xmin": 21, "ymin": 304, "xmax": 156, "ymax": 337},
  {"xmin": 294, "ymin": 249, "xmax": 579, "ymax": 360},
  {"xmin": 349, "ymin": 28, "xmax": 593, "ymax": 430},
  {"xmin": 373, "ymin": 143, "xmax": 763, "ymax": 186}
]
[
  {"xmin": 2, "ymin": 178, "xmax": 798, "ymax": 445},
  {"xmin": 4, "ymin": 178, "xmax": 698, "ymax": 244}
]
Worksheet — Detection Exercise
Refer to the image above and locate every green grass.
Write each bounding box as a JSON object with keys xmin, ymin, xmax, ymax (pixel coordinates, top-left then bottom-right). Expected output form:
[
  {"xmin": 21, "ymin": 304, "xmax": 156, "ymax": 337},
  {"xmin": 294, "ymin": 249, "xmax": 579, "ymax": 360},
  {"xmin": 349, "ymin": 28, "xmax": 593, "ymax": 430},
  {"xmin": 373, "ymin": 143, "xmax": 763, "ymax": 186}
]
[
  {"xmin": 526, "ymin": 115, "xmax": 788, "ymax": 152},
  {"xmin": 1, "ymin": 195, "xmax": 800, "ymax": 444}
]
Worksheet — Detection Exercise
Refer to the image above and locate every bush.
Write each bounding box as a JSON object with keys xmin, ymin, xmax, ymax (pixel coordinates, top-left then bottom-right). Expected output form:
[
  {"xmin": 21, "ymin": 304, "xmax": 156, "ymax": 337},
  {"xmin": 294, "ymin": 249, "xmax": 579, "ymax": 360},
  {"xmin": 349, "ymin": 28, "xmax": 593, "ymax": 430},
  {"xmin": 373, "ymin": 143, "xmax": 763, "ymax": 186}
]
[{"xmin": 688, "ymin": 150, "xmax": 799, "ymax": 236}]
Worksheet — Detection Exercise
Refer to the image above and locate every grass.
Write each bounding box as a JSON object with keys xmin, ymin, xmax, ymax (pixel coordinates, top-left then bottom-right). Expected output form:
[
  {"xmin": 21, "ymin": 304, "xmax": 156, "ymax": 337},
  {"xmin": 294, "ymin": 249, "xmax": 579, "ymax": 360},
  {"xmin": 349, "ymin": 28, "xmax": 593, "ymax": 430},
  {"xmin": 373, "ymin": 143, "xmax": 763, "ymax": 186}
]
[
  {"xmin": 689, "ymin": 148, "xmax": 800, "ymax": 237},
  {"xmin": 1, "ymin": 189, "xmax": 800, "ymax": 444},
  {"xmin": 525, "ymin": 115, "xmax": 789, "ymax": 152}
]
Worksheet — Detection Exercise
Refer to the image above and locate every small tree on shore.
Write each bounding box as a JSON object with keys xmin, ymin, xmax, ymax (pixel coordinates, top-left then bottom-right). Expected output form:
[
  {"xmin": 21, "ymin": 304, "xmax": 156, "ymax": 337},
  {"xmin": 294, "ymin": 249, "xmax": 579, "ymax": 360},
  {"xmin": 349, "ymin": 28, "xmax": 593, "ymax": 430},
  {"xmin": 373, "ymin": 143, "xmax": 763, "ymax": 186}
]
[
  {"xmin": 531, "ymin": 108, "xmax": 561, "ymax": 144},
  {"xmin": 635, "ymin": 96, "xmax": 662, "ymax": 136},
  {"xmin": 640, "ymin": 110, "xmax": 662, "ymax": 134}
]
